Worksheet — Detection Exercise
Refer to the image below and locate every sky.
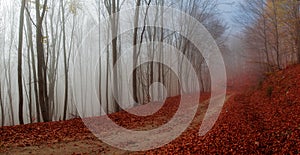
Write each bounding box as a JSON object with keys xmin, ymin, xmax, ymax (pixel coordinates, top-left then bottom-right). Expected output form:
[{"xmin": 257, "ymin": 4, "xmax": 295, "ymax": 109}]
[
  {"xmin": 0, "ymin": 0, "xmax": 241, "ymax": 31},
  {"xmin": 217, "ymin": 0, "xmax": 242, "ymax": 34}
]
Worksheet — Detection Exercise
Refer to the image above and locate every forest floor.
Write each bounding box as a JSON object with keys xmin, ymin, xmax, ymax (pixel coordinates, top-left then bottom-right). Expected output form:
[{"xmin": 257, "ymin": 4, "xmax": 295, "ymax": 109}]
[{"xmin": 1, "ymin": 65, "xmax": 300, "ymax": 154}]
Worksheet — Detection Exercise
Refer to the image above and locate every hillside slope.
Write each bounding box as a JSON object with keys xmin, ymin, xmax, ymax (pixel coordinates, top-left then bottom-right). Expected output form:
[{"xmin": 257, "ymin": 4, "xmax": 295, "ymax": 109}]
[{"xmin": 145, "ymin": 65, "xmax": 300, "ymax": 154}]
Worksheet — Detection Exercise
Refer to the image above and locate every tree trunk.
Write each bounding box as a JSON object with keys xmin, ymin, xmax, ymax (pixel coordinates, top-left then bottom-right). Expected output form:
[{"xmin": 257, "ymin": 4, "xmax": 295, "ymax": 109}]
[
  {"xmin": 0, "ymin": 82, "xmax": 4, "ymax": 126},
  {"xmin": 97, "ymin": 0, "xmax": 102, "ymax": 115},
  {"xmin": 271, "ymin": 0, "xmax": 281, "ymax": 69},
  {"xmin": 60, "ymin": 0, "xmax": 69, "ymax": 120},
  {"xmin": 26, "ymin": 29, "xmax": 33, "ymax": 123},
  {"xmin": 132, "ymin": 0, "xmax": 141, "ymax": 104},
  {"xmin": 297, "ymin": 0, "xmax": 300, "ymax": 63},
  {"xmin": 111, "ymin": 0, "xmax": 120, "ymax": 112},
  {"xmin": 26, "ymin": 9, "xmax": 41, "ymax": 122},
  {"xmin": 262, "ymin": 8, "xmax": 271, "ymax": 71},
  {"xmin": 7, "ymin": 7, "xmax": 15, "ymax": 125},
  {"xmin": 17, "ymin": 0, "xmax": 26, "ymax": 125},
  {"xmin": 35, "ymin": 0, "xmax": 49, "ymax": 122},
  {"xmin": 159, "ymin": 0, "xmax": 164, "ymax": 100},
  {"xmin": 106, "ymin": 46, "xmax": 109, "ymax": 113}
]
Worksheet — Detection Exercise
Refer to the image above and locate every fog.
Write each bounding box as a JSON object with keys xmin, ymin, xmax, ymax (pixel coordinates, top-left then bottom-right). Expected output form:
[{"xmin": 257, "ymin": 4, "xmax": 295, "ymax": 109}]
[{"xmin": 0, "ymin": 0, "xmax": 252, "ymax": 125}]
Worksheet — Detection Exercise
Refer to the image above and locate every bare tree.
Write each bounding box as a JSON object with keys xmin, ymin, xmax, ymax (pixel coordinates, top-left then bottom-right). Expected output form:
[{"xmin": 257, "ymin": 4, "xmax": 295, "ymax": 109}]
[
  {"xmin": 270, "ymin": 0, "xmax": 281, "ymax": 69},
  {"xmin": 237, "ymin": 0, "xmax": 300, "ymax": 70},
  {"xmin": 47, "ymin": 1, "xmax": 61, "ymax": 120},
  {"xmin": 96, "ymin": 0, "xmax": 103, "ymax": 115},
  {"xmin": 104, "ymin": 0, "xmax": 121, "ymax": 112},
  {"xmin": 0, "ymin": 0, "xmax": 231, "ymax": 125},
  {"xmin": 25, "ymin": 6, "xmax": 41, "ymax": 122},
  {"xmin": 5, "ymin": 2, "xmax": 16, "ymax": 125},
  {"xmin": 295, "ymin": 0, "xmax": 300, "ymax": 63},
  {"xmin": 35, "ymin": 0, "xmax": 49, "ymax": 122},
  {"xmin": 17, "ymin": 0, "xmax": 26, "ymax": 125},
  {"xmin": 60, "ymin": 0, "xmax": 68, "ymax": 120},
  {"xmin": 132, "ymin": 0, "xmax": 141, "ymax": 104},
  {"xmin": 0, "ymin": 82, "xmax": 4, "ymax": 126}
]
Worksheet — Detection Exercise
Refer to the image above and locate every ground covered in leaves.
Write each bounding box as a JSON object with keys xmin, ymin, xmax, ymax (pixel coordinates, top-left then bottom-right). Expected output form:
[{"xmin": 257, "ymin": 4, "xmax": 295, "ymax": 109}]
[{"xmin": 1, "ymin": 65, "xmax": 300, "ymax": 154}]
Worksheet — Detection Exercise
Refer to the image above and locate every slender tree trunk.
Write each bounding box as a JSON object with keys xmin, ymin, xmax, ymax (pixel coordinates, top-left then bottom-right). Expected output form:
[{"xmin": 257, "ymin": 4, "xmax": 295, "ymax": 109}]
[
  {"xmin": 106, "ymin": 46, "xmax": 109, "ymax": 113},
  {"xmin": 271, "ymin": 0, "xmax": 281, "ymax": 69},
  {"xmin": 132, "ymin": 0, "xmax": 141, "ymax": 104},
  {"xmin": 159, "ymin": 0, "xmax": 164, "ymax": 100},
  {"xmin": 0, "ymin": 82, "xmax": 4, "ymax": 126},
  {"xmin": 60, "ymin": 0, "xmax": 69, "ymax": 120},
  {"xmin": 296, "ymin": 0, "xmax": 300, "ymax": 63},
  {"xmin": 35, "ymin": 0, "xmax": 49, "ymax": 122},
  {"xmin": 263, "ymin": 14, "xmax": 271, "ymax": 71},
  {"xmin": 5, "ymin": 75, "xmax": 13, "ymax": 124},
  {"xmin": 97, "ymin": 0, "xmax": 102, "ymax": 115},
  {"xmin": 26, "ymin": 10, "xmax": 41, "ymax": 122},
  {"xmin": 17, "ymin": 0, "xmax": 26, "ymax": 125},
  {"xmin": 7, "ymin": 8, "xmax": 15, "ymax": 125},
  {"xmin": 26, "ymin": 29, "xmax": 33, "ymax": 123},
  {"xmin": 297, "ymin": 22, "xmax": 300, "ymax": 63},
  {"xmin": 111, "ymin": 0, "xmax": 120, "ymax": 112}
]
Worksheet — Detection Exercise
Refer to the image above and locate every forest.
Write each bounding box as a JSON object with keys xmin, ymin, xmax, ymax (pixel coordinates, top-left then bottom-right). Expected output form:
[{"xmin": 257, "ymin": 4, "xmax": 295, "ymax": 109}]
[
  {"xmin": 0, "ymin": 0, "xmax": 300, "ymax": 154},
  {"xmin": 0, "ymin": 0, "xmax": 231, "ymax": 126}
]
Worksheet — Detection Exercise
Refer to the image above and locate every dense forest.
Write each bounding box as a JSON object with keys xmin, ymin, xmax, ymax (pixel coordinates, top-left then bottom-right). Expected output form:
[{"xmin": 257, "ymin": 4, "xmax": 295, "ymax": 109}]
[{"xmin": 0, "ymin": 0, "xmax": 229, "ymax": 125}]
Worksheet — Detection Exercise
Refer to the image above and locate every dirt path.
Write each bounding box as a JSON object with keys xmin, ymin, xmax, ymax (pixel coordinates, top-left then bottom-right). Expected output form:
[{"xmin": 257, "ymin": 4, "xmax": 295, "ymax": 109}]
[
  {"xmin": 0, "ymin": 139, "xmax": 130, "ymax": 155},
  {"xmin": 0, "ymin": 95, "xmax": 231, "ymax": 155}
]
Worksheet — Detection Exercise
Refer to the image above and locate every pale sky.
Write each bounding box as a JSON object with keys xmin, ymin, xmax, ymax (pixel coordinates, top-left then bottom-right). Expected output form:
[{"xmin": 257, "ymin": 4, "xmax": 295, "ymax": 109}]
[{"xmin": 217, "ymin": 0, "xmax": 242, "ymax": 33}]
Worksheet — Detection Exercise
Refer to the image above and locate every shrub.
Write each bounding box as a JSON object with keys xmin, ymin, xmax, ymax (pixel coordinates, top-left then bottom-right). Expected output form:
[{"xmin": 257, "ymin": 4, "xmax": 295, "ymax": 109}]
[{"xmin": 266, "ymin": 86, "xmax": 273, "ymax": 98}]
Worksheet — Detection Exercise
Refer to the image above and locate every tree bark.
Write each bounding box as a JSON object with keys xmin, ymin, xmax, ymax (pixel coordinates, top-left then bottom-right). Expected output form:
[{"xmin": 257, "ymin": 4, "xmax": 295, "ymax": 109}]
[
  {"xmin": 35, "ymin": 0, "xmax": 49, "ymax": 122},
  {"xmin": 132, "ymin": 0, "xmax": 141, "ymax": 104},
  {"xmin": 26, "ymin": 9, "xmax": 41, "ymax": 122},
  {"xmin": 96, "ymin": 0, "xmax": 102, "ymax": 115},
  {"xmin": 0, "ymin": 82, "xmax": 4, "ymax": 126},
  {"xmin": 296, "ymin": 0, "xmax": 300, "ymax": 63},
  {"xmin": 271, "ymin": 0, "xmax": 281, "ymax": 69},
  {"xmin": 60, "ymin": 0, "xmax": 69, "ymax": 121},
  {"xmin": 111, "ymin": 0, "xmax": 120, "ymax": 111},
  {"xmin": 25, "ymin": 25, "xmax": 33, "ymax": 123},
  {"xmin": 17, "ymin": 0, "xmax": 26, "ymax": 125}
]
